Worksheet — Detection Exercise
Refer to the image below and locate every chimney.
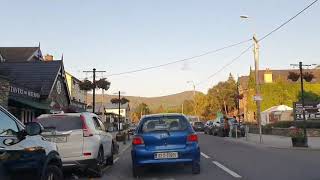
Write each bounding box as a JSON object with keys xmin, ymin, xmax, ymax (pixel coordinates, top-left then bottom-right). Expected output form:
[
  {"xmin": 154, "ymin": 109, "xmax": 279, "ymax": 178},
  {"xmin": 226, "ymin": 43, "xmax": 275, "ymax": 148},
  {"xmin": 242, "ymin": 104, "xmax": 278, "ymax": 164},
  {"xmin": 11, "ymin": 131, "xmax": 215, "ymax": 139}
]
[{"xmin": 44, "ymin": 54, "xmax": 54, "ymax": 61}]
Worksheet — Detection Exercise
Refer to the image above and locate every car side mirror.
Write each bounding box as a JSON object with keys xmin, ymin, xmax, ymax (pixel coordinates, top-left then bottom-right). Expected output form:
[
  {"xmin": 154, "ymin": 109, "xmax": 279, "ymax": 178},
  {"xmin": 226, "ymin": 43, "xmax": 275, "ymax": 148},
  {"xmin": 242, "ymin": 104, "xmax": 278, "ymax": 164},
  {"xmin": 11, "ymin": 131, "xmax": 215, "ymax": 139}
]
[{"xmin": 25, "ymin": 122, "xmax": 43, "ymax": 136}]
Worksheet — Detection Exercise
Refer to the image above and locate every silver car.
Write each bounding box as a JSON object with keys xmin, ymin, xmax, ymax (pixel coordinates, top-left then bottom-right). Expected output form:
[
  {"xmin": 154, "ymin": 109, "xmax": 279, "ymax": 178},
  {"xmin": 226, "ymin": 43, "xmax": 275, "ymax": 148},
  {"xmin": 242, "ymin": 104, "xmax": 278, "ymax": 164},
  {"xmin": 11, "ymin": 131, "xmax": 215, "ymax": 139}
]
[{"xmin": 37, "ymin": 112, "xmax": 114, "ymax": 177}]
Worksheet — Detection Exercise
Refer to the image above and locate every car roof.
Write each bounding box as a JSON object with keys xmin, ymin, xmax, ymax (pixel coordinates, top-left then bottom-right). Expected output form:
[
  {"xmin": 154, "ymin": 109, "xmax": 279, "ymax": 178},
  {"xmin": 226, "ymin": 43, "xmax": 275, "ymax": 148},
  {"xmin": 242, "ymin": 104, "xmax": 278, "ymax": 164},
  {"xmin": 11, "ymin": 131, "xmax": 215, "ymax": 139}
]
[
  {"xmin": 37, "ymin": 112, "xmax": 97, "ymax": 118},
  {"xmin": 142, "ymin": 113, "xmax": 185, "ymax": 118}
]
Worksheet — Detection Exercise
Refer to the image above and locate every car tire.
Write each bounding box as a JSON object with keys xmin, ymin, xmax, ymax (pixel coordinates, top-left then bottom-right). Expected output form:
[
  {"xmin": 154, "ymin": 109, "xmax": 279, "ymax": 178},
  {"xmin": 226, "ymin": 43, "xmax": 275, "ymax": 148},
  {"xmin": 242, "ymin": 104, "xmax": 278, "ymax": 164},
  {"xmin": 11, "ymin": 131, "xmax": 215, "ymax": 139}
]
[
  {"xmin": 106, "ymin": 147, "xmax": 114, "ymax": 166},
  {"xmin": 132, "ymin": 165, "xmax": 142, "ymax": 178},
  {"xmin": 93, "ymin": 148, "xmax": 105, "ymax": 178},
  {"xmin": 192, "ymin": 162, "xmax": 200, "ymax": 174},
  {"xmin": 42, "ymin": 165, "xmax": 63, "ymax": 180}
]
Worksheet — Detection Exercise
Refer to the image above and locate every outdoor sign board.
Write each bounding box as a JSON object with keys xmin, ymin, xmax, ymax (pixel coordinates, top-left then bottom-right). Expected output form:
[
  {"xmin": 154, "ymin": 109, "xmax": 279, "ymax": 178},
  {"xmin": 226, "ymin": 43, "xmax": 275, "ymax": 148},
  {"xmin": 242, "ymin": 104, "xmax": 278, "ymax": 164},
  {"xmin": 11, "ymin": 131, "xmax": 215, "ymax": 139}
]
[
  {"xmin": 9, "ymin": 85, "xmax": 40, "ymax": 99},
  {"xmin": 293, "ymin": 102, "xmax": 320, "ymax": 120}
]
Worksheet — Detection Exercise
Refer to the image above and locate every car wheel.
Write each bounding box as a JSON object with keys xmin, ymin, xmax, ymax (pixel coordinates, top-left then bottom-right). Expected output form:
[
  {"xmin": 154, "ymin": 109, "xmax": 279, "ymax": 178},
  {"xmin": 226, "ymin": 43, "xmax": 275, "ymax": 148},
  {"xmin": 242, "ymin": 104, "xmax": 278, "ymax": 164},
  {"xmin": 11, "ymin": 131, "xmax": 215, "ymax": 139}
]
[
  {"xmin": 204, "ymin": 130, "xmax": 207, "ymax": 134},
  {"xmin": 192, "ymin": 162, "xmax": 200, "ymax": 174},
  {"xmin": 132, "ymin": 165, "xmax": 142, "ymax": 178},
  {"xmin": 106, "ymin": 147, "xmax": 114, "ymax": 166},
  {"xmin": 93, "ymin": 148, "xmax": 104, "ymax": 177},
  {"xmin": 42, "ymin": 165, "xmax": 63, "ymax": 180}
]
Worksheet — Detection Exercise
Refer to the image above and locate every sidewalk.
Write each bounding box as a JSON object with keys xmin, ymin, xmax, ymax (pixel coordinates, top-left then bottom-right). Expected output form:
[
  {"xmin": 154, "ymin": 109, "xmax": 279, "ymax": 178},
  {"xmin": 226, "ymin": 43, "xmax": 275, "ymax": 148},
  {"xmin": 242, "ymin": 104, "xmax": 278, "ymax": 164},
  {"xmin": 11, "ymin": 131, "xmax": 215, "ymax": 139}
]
[{"xmin": 229, "ymin": 133, "xmax": 320, "ymax": 150}]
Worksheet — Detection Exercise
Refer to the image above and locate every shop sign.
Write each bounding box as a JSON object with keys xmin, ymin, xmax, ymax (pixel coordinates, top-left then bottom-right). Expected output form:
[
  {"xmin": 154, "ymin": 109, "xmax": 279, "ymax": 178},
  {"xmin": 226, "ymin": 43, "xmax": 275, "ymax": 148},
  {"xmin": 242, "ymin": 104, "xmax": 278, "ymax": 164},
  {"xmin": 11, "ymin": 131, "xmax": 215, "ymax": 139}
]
[{"xmin": 10, "ymin": 85, "xmax": 40, "ymax": 99}]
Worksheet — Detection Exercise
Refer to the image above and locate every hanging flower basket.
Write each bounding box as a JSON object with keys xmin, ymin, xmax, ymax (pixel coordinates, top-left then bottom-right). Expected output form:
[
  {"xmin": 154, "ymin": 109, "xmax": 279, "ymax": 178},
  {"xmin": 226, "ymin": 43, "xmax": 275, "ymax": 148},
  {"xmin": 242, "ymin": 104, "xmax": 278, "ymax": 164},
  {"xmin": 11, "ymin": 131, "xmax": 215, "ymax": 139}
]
[
  {"xmin": 111, "ymin": 98, "xmax": 120, "ymax": 104},
  {"xmin": 96, "ymin": 78, "xmax": 111, "ymax": 90},
  {"xmin": 79, "ymin": 80, "xmax": 94, "ymax": 91},
  {"xmin": 287, "ymin": 72, "xmax": 300, "ymax": 82},
  {"xmin": 303, "ymin": 72, "xmax": 314, "ymax": 82}
]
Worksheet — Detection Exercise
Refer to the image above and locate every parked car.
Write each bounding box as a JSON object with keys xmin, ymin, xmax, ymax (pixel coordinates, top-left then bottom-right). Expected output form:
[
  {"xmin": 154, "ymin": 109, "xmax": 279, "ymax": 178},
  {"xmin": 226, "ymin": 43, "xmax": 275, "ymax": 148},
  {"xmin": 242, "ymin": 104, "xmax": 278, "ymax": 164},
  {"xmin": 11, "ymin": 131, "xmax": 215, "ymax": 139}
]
[
  {"xmin": 211, "ymin": 118, "xmax": 224, "ymax": 136},
  {"xmin": 192, "ymin": 121, "xmax": 205, "ymax": 132},
  {"xmin": 0, "ymin": 105, "xmax": 63, "ymax": 180},
  {"xmin": 204, "ymin": 120, "xmax": 214, "ymax": 134},
  {"xmin": 36, "ymin": 112, "xmax": 114, "ymax": 177},
  {"xmin": 131, "ymin": 113, "xmax": 200, "ymax": 178},
  {"xmin": 128, "ymin": 123, "xmax": 137, "ymax": 135},
  {"xmin": 212, "ymin": 118, "xmax": 245, "ymax": 137}
]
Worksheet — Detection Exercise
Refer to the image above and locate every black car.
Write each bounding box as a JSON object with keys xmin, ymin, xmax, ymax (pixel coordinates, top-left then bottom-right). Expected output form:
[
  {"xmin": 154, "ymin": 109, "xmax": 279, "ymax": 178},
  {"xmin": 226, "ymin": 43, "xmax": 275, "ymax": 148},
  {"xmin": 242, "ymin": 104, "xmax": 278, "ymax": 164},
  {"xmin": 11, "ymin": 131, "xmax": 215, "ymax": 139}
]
[
  {"xmin": 0, "ymin": 105, "xmax": 63, "ymax": 180},
  {"xmin": 192, "ymin": 121, "xmax": 205, "ymax": 132}
]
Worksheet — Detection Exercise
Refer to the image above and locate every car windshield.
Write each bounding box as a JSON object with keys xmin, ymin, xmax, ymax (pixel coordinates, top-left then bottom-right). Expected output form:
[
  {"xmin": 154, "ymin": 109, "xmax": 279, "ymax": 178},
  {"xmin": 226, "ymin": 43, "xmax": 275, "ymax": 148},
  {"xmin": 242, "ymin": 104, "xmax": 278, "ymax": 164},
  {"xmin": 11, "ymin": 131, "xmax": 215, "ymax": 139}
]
[
  {"xmin": 194, "ymin": 122, "xmax": 204, "ymax": 126},
  {"xmin": 141, "ymin": 116, "xmax": 189, "ymax": 133},
  {"xmin": 37, "ymin": 115, "xmax": 82, "ymax": 131}
]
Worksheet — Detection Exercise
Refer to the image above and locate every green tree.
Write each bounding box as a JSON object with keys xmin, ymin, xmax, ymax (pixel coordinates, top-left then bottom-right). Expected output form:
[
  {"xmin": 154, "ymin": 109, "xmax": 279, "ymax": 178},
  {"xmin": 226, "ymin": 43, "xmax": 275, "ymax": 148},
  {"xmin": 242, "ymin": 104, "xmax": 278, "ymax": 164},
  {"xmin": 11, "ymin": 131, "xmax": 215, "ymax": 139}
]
[{"xmin": 134, "ymin": 103, "xmax": 151, "ymax": 119}]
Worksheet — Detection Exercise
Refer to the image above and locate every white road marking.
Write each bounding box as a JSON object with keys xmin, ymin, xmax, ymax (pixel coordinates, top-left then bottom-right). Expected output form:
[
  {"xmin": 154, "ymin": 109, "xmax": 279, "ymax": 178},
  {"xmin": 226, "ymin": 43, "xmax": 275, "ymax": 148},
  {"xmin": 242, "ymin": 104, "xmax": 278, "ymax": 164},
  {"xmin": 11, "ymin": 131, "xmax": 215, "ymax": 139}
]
[
  {"xmin": 120, "ymin": 144, "xmax": 131, "ymax": 154},
  {"xmin": 212, "ymin": 161, "xmax": 242, "ymax": 178},
  {"xmin": 201, "ymin": 152, "xmax": 210, "ymax": 159},
  {"xmin": 114, "ymin": 157, "xmax": 119, "ymax": 163}
]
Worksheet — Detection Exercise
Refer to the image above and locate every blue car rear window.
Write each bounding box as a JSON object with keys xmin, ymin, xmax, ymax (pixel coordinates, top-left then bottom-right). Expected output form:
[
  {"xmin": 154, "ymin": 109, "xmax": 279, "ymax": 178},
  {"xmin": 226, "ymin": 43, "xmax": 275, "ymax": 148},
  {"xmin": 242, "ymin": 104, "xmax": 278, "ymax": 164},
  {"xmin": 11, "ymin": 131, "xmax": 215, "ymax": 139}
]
[{"xmin": 140, "ymin": 116, "xmax": 189, "ymax": 133}]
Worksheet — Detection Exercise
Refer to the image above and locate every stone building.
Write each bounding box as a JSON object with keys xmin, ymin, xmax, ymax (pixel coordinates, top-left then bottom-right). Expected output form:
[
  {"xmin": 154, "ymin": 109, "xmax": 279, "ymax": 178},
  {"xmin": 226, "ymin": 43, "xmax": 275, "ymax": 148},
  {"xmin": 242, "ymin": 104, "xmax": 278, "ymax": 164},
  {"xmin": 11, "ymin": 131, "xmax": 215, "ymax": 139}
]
[{"xmin": 238, "ymin": 68, "xmax": 320, "ymax": 122}]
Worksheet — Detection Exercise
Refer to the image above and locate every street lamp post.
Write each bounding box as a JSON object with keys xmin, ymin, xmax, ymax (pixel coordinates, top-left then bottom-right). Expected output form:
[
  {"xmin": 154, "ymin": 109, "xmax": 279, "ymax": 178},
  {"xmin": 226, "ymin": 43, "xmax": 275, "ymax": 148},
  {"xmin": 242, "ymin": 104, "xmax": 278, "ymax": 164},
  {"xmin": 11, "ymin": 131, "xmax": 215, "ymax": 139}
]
[
  {"xmin": 187, "ymin": 81, "xmax": 196, "ymax": 115},
  {"xmin": 241, "ymin": 15, "xmax": 262, "ymax": 143},
  {"xmin": 83, "ymin": 68, "xmax": 106, "ymax": 113},
  {"xmin": 290, "ymin": 62, "xmax": 317, "ymax": 147}
]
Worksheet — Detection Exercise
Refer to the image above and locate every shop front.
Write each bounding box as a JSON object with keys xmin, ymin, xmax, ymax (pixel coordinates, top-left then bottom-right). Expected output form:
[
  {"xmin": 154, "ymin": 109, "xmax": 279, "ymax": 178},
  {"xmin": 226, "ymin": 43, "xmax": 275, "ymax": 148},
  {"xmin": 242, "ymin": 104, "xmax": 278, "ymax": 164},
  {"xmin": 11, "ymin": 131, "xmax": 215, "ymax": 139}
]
[{"xmin": 8, "ymin": 84, "xmax": 50, "ymax": 124}]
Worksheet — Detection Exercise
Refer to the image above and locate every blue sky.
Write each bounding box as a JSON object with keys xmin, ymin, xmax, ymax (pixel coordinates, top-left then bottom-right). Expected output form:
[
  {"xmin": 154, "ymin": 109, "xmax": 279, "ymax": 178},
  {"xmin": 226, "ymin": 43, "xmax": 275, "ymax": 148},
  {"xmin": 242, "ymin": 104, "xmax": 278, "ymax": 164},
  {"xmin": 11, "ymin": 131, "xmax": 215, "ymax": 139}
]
[{"xmin": 1, "ymin": 0, "xmax": 319, "ymax": 97}]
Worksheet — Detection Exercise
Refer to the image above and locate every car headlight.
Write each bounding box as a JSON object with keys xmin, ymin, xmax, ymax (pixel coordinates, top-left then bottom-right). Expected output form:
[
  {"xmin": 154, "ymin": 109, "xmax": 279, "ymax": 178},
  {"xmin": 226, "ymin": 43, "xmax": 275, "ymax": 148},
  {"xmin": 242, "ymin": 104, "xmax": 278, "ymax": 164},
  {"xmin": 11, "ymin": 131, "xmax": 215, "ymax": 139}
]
[{"xmin": 23, "ymin": 147, "xmax": 45, "ymax": 153}]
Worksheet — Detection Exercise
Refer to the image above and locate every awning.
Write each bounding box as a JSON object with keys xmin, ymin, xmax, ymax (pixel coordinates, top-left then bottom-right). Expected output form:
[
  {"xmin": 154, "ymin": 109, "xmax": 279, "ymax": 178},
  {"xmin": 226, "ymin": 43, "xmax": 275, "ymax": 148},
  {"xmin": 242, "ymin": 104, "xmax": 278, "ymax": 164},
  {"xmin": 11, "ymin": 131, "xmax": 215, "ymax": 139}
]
[{"xmin": 9, "ymin": 96, "xmax": 50, "ymax": 110}]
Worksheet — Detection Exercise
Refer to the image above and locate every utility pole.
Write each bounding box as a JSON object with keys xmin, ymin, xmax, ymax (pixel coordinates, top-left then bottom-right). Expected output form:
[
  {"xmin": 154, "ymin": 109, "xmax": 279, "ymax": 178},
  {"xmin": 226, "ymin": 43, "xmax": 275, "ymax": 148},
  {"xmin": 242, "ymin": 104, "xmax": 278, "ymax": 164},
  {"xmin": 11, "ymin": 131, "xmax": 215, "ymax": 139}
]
[
  {"xmin": 83, "ymin": 68, "xmax": 106, "ymax": 113},
  {"xmin": 253, "ymin": 34, "xmax": 262, "ymax": 144},
  {"xmin": 181, "ymin": 103, "xmax": 184, "ymax": 114},
  {"xmin": 290, "ymin": 62, "xmax": 317, "ymax": 147},
  {"xmin": 118, "ymin": 91, "xmax": 121, "ymax": 134},
  {"xmin": 187, "ymin": 81, "xmax": 196, "ymax": 116}
]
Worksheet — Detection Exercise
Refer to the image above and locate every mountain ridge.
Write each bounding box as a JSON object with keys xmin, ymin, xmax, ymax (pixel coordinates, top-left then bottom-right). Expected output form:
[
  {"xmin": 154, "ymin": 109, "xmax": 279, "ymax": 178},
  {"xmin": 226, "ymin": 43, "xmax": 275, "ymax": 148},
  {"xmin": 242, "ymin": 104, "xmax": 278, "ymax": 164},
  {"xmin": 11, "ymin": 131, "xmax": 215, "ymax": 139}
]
[{"xmin": 86, "ymin": 91, "xmax": 198, "ymax": 111}]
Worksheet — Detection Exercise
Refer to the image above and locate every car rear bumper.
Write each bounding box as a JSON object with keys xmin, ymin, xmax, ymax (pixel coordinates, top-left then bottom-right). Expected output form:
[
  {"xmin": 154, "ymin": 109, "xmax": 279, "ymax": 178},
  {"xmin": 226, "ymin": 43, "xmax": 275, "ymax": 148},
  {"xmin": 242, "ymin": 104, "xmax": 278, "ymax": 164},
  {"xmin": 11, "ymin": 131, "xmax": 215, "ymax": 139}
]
[
  {"xmin": 131, "ymin": 145, "xmax": 200, "ymax": 166},
  {"xmin": 62, "ymin": 159, "xmax": 97, "ymax": 169}
]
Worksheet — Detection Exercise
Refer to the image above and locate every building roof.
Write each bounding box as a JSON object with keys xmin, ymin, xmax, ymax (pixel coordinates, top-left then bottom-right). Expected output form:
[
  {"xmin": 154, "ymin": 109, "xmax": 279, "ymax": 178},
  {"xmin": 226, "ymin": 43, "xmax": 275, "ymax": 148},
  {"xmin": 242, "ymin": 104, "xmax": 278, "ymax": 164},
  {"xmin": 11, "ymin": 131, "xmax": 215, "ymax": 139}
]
[
  {"xmin": 0, "ymin": 47, "xmax": 42, "ymax": 62},
  {"xmin": 105, "ymin": 102, "xmax": 130, "ymax": 110},
  {"xmin": 238, "ymin": 76, "xmax": 249, "ymax": 89},
  {"xmin": 0, "ymin": 61, "xmax": 62, "ymax": 96}
]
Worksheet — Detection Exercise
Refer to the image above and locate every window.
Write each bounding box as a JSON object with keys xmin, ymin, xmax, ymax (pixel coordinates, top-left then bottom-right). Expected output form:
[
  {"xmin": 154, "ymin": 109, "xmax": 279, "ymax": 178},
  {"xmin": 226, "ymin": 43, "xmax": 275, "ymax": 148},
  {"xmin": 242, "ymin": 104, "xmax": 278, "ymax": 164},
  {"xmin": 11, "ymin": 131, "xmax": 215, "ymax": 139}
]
[
  {"xmin": 141, "ymin": 116, "xmax": 189, "ymax": 133},
  {"xmin": 37, "ymin": 115, "xmax": 82, "ymax": 131},
  {"xmin": 92, "ymin": 117, "xmax": 103, "ymax": 131},
  {"xmin": 0, "ymin": 110, "xmax": 19, "ymax": 136}
]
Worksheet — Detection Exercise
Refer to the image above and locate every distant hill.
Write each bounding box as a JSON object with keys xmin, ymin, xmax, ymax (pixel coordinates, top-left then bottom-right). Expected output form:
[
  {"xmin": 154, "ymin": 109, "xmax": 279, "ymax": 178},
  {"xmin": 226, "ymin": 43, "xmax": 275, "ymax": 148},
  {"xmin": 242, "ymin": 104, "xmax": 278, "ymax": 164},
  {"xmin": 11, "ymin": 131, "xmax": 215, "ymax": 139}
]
[{"xmin": 86, "ymin": 91, "xmax": 197, "ymax": 111}]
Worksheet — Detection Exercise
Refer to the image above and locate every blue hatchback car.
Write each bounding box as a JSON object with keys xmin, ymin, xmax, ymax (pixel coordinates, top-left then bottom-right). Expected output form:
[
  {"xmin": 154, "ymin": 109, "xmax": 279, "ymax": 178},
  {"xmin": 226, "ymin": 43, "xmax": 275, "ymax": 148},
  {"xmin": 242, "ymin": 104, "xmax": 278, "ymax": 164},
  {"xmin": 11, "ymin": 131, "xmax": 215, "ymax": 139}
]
[{"xmin": 131, "ymin": 113, "xmax": 200, "ymax": 177}]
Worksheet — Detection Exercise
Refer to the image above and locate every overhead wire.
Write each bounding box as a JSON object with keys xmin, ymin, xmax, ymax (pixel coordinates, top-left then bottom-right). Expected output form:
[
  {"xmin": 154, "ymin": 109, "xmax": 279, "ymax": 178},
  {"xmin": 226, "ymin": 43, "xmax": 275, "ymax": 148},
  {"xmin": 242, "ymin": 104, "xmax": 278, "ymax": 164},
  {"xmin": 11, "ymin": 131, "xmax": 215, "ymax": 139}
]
[
  {"xmin": 106, "ymin": 39, "xmax": 251, "ymax": 77},
  {"xmin": 196, "ymin": 0, "xmax": 319, "ymax": 86}
]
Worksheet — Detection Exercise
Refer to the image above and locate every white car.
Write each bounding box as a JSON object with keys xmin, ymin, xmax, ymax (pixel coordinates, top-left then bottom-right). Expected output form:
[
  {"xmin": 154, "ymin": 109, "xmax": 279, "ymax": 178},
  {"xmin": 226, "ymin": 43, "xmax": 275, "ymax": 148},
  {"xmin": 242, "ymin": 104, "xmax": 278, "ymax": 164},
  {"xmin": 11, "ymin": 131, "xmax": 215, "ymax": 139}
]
[{"xmin": 37, "ymin": 112, "xmax": 114, "ymax": 177}]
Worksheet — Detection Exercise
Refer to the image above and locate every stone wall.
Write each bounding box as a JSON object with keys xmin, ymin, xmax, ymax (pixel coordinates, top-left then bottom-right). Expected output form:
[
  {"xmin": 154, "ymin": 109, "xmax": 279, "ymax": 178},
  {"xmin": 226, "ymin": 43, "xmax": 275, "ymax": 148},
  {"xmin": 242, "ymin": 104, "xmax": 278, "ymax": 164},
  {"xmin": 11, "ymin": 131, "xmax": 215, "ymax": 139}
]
[
  {"xmin": 0, "ymin": 75, "xmax": 9, "ymax": 109},
  {"xmin": 249, "ymin": 127, "xmax": 320, "ymax": 137}
]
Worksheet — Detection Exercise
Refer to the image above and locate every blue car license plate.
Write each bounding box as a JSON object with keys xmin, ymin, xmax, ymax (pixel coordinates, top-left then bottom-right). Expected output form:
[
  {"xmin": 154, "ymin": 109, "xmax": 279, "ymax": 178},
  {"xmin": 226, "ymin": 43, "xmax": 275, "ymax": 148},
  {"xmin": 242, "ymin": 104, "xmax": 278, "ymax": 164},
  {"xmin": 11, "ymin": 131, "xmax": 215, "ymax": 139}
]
[{"xmin": 154, "ymin": 152, "xmax": 178, "ymax": 159}]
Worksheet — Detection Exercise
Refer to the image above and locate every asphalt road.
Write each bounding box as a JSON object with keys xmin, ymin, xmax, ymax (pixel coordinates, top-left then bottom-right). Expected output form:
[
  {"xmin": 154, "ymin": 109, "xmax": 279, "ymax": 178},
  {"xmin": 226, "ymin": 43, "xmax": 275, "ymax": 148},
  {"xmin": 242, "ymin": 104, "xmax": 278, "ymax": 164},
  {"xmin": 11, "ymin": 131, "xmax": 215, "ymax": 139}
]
[{"xmin": 78, "ymin": 133, "xmax": 320, "ymax": 180}]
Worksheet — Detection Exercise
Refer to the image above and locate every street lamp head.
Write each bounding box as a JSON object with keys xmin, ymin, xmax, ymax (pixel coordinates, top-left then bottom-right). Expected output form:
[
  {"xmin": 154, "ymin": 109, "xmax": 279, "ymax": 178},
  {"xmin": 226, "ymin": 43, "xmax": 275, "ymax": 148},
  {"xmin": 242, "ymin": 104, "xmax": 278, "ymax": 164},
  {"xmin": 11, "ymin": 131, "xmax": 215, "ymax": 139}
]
[{"xmin": 240, "ymin": 15, "xmax": 249, "ymax": 19}]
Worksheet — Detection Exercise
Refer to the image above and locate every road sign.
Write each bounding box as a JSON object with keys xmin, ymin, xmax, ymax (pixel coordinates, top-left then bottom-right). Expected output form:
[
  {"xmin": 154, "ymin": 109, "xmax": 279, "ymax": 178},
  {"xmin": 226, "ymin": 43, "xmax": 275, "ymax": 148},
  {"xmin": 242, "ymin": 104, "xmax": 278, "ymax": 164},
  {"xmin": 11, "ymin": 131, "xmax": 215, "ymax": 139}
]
[
  {"xmin": 294, "ymin": 102, "xmax": 320, "ymax": 120},
  {"xmin": 254, "ymin": 95, "xmax": 262, "ymax": 101}
]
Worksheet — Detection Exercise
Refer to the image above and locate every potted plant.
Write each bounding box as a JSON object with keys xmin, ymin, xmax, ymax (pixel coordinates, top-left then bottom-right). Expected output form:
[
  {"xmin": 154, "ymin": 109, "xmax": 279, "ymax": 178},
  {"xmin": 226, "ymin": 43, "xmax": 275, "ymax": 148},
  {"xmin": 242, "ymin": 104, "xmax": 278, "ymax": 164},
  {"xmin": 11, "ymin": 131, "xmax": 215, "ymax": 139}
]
[
  {"xmin": 303, "ymin": 72, "xmax": 314, "ymax": 82},
  {"xmin": 287, "ymin": 72, "xmax": 300, "ymax": 82},
  {"xmin": 289, "ymin": 127, "xmax": 308, "ymax": 147}
]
